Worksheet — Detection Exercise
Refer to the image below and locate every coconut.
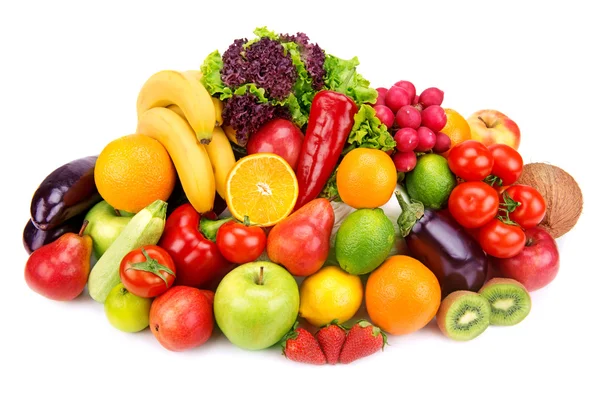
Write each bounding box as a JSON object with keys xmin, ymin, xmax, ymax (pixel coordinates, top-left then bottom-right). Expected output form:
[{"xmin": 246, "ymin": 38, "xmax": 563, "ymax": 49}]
[{"xmin": 515, "ymin": 163, "xmax": 583, "ymax": 238}]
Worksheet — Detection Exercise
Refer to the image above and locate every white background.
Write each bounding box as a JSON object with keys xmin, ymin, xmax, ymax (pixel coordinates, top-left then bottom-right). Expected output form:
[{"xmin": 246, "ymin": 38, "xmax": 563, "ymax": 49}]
[{"xmin": 1, "ymin": 1, "xmax": 599, "ymax": 399}]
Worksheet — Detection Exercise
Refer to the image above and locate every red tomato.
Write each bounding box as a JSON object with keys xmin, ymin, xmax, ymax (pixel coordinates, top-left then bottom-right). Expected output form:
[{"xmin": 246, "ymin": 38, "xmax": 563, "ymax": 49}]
[
  {"xmin": 447, "ymin": 140, "xmax": 494, "ymax": 181},
  {"xmin": 488, "ymin": 144, "xmax": 523, "ymax": 185},
  {"xmin": 448, "ymin": 182, "xmax": 500, "ymax": 228},
  {"xmin": 216, "ymin": 220, "xmax": 267, "ymax": 264},
  {"xmin": 503, "ymin": 184, "xmax": 547, "ymax": 229},
  {"xmin": 479, "ymin": 219, "xmax": 526, "ymax": 258},
  {"xmin": 120, "ymin": 245, "xmax": 176, "ymax": 298}
]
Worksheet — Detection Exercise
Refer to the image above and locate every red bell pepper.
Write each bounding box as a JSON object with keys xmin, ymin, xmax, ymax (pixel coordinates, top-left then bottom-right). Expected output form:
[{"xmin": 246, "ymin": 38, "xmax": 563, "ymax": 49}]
[
  {"xmin": 294, "ymin": 90, "xmax": 358, "ymax": 210},
  {"xmin": 158, "ymin": 204, "xmax": 230, "ymax": 289}
]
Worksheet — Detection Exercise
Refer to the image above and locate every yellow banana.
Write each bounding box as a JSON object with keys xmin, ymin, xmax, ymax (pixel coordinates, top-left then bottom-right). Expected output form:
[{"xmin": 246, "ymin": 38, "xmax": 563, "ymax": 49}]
[
  {"xmin": 223, "ymin": 124, "xmax": 239, "ymax": 145},
  {"xmin": 136, "ymin": 70, "xmax": 215, "ymax": 144},
  {"xmin": 181, "ymin": 70, "xmax": 223, "ymax": 126},
  {"xmin": 136, "ymin": 107, "xmax": 215, "ymax": 213},
  {"xmin": 205, "ymin": 126, "xmax": 236, "ymax": 199},
  {"xmin": 167, "ymin": 102, "xmax": 222, "ymax": 126},
  {"xmin": 166, "ymin": 105, "xmax": 235, "ymax": 199}
]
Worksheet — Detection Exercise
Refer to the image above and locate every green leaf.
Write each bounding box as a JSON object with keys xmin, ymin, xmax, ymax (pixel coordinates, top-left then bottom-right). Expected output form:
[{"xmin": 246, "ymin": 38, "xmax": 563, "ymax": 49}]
[
  {"xmin": 323, "ymin": 54, "xmax": 378, "ymax": 104},
  {"xmin": 271, "ymin": 93, "xmax": 308, "ymax": 127},
  {"xmin": 199, "ymin": 50, "xmax": 232, "ymax": 100},
  {"xmin": 233, "ymin": 84, "xmax": 269, "ymax": 103},
  {"xmin": 245, "ymin": 26, "xmax": 280, "ymax": 48},
  {"xmin": 344, "ymin": 104, "xmax": 397, "ymax": 154},
  {"xmin": 319, "ymin": 167, "xmax": 340, "ymax": 200}
]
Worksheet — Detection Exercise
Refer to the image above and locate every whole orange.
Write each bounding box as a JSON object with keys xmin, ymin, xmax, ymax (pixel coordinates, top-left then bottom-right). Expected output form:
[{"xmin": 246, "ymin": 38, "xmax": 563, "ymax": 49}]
[
  {"xmin": 336, "ymin": 148, "xmax": 397, "ymax": 209},
  {"xmin": 440, "ymin": 108, "xmax": 471, "ymax": 156},
  {"xmin": 366, "ymin": 255, "xmax": 441, "ymax": 335},
  {"xmin": 95, "ymin": 134, "xmax": 176, "ymax": 213}
]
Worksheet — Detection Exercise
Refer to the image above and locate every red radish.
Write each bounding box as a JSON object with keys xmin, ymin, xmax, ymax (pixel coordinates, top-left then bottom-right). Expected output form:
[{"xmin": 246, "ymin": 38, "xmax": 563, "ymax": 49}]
[
  {"xmin": 415, "ymin": 126, "xmax": 437, "ymax": 152},
  {"xmin": 394, "ymin": 127, "xmax": 419, "ymax": 152},
  {"xmin": 393, "ymin": 81, "xmax": 416, "ymax": 101},
  {"xmin": 374, "ymin": 105, "xmax": 395, "ymax": 128},
  {"xmin": 419, "ymin": 87, "xmax": 444, "ymax": 107},
  {"xmin": 395, "ymin": 105, "xmax": 421, "ymax": 129},
  {"xmin": 375, "ymin": 87, "xmax": 388, "ymax": 106},
  {"xmin": 413, "ymin": 95, "xmax": 420, "ymax": 105},
  {"xmin": 421, "ymin": 105, "xmax": 447, "ymax": 131},
  {"xmin": 385, "ymin": 86, "xmax": 412, "ymax": 112},
  {"xmin": 392, "ymin": 151, "xmax": 417, "ymax": 172},
  {"xmin": 433, "ymin": 132, "xmax": 451, "ymax": 153}
]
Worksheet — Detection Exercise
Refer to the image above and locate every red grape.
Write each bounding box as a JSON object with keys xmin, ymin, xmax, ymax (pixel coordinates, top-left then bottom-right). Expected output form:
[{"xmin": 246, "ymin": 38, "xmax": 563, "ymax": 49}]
[
  {"xmin": 415, "ymin": 126, "xmax": 437, "ymax": 152},
  {"xmin": 419, "ymin": 87, "xmax": 444, "ymax": 107},
  {"xmin": 421, "ymin": 105, "xmax": 447, "ymax": 131},
  {"xmin": 392, "ymin": 151, "xmax": 417, "ymax": 173},
  {"xmin": 394, "ymin": 128, "xmax": 419, "ymax": 152},
  {"xmin": 395, "ymin": 105, "xmax": 421, "ymax": 129},
  {"xmin": 374, "ymin": 105, "xmax": 395, "ymax": 129},
  {"xmin": 375, "ymin": 87, "xmax": 388, "ymax": 106},
  {"xmin": 433, "ymin": 132, "xmax": 451, "ymax": 153},
  {"xmin": 385, "ymin": 86, "xmax": 412, "ymax": 112},
  {"xmin": 393, "ymin": 81, "xmax": 416, "ymax": 102}
]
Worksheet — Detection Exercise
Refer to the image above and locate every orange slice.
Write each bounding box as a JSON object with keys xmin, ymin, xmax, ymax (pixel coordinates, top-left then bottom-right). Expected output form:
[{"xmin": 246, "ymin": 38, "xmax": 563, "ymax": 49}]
[{"xmin": 225, "ymin": 153, "xmax": 298, "ymax": 227}]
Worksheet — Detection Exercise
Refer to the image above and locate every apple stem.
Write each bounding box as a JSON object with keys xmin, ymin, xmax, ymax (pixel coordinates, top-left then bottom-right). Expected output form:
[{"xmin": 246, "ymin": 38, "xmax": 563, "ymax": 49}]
[
  {"xmin": 79, "ymin": 220, "xmax": 89, "ymax": 236},
  {"xmin": 114, "ymin": 209, "xmax": 122, "ymax": 217},
  {"xmin": 258, "ymin": 266, "xmax": 264, "ymax": 285},
  {"xmin": 526, "ymin": 238, "xmax": 534, "ymax": 247}
]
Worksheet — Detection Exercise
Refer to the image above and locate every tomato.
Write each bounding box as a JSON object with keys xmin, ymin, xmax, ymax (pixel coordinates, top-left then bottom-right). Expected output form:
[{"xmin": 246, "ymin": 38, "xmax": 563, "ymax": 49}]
[
  {"xmin": 447, "ymin": 140, "xmax": 494, "ymax": 181},
  {"xmin": 479, "ymin": 219, "xmax": 526, "ymax": 258},
  {"xmin": 120, "ymin": 245, "xmax": 176, "ymax": 298},
  {"xmin": 503, "ymin": 184, "xmax": 547, "ymax": 229},
  {"xmin": 448, "ymin": 182, "xmax": 499, "ymax": 228},
  {"xmin": 216, "ymin": 220, "xmax": 267, "ymax": 264},
  {"xmin": 488, "ymin": 144, "xmax": 523, "ymax": 185}
]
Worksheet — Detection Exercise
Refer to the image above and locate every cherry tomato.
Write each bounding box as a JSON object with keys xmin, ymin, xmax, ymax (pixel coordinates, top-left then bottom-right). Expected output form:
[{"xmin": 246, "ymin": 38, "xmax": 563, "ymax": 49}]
[
  {"xmin": 120, "ymin": 245, "xmax": 176, "ymax": 298},
  {"xmin": 488, "ymin": 144, "xmax": 523, "ymax": 185},
  {"xmin": 479, "ymin": 219, "xmax": 526, "ymax": 258},
  {"xmin": 503, "ymin": 184, "xmax": 547, "ymax": 229},
  {"xmin": 448, "ymin": 182, "xmax": 500, "ymax": 228},
  {"xmin": 216, "ymin": 220, "xmax": 267, "ymax": 264},
  {"xmin": 447, "ymin": 140, "xmax": 494, "ymax": 181}
]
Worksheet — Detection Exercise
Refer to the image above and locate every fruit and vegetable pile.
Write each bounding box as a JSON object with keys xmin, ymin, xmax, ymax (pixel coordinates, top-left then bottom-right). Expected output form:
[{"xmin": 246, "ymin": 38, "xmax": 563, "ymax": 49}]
[{"xmin": 23, "ymin": 27, "xmax": 584, "ymax": 364}]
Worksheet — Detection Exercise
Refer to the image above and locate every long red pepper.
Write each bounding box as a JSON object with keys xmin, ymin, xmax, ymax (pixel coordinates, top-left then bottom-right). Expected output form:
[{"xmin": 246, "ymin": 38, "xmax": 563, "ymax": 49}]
[{"xmin": 294, "ymin": 90, "xmax": 358, "ymax": 210}]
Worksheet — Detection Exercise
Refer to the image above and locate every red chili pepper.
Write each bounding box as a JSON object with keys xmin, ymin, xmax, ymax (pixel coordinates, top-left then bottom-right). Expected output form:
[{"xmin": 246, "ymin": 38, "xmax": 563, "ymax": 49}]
[
  {"xmin": 294, "ymin": 90, "xmax": 358, "ymax": 210},
  {"xmin": 158, "ymin": 204, "xmax": 230, "ymax": 289}
]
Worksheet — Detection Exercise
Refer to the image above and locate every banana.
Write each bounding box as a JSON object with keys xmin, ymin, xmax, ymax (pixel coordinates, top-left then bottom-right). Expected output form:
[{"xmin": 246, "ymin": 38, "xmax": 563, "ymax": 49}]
[
  {"xmin": 136, "ymin": 107, "xmax": 215, "ymax": 213},
  {"xmin": 181, "ymin": 70, "xmax": 223, "ymax": 126},
  {"xmin": 136, "ymin": 70, "xmax": 215, "ymax": 144},
  {"xmin": 166, "ymin": 104, "xmax": 235, "ymax": 199},
  {"xmin": 168, "ymin": 99, "xmax": 222, "ymax": 126}
]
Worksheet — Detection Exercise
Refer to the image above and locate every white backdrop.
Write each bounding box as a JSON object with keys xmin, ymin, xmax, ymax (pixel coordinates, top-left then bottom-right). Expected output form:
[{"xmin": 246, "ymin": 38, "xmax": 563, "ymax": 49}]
[{"xmin": 1, "ymin": 1, "xmax": 598, "ymax": 399}]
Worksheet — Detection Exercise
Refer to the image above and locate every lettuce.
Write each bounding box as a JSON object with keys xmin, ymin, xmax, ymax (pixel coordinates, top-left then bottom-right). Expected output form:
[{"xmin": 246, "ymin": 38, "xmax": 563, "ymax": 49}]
[
  {"xmin": 200, "ymin": 50, "xmax": 232, "ymax": 100},
  {"xmin": 323, "ymin": 55, "xmax": 378, "ymax": 105},
  {"xmin": 344, "ymin": 105, "xmax": 397, "ymax": 154}
]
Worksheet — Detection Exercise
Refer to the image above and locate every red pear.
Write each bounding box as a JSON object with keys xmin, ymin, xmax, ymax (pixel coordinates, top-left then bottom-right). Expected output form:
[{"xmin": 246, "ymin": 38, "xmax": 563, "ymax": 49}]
[
  {"xmin": 267, "ymin": 198, "xmax": 334, "ymax": 276},
  {"xmin": 24, "ymin": 222, "xmax": 92, "ymax": 301}
]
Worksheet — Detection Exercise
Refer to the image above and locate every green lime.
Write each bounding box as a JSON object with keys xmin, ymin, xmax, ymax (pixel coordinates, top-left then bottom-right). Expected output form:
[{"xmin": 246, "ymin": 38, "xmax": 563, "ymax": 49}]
[
  {"xmin": 335, "ymin": 208, "xmax": 395, "ymax": 275},
  {"xmin": 405, "ymin": 153, "xmax": 456, "ymax": 210}
]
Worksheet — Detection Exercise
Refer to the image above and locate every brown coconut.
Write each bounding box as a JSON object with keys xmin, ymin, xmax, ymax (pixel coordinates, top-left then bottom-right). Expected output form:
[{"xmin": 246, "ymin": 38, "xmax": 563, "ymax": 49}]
[{"xmin": 515, "ymin": 163, "xmax": 583, "ymax": 238}]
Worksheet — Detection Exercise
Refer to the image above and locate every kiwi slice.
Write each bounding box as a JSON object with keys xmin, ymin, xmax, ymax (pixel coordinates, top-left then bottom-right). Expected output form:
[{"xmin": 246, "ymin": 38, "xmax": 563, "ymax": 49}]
[
  {"xmin": 437, "ymin": 291, "xmax": 491, "ymax": 341},
  {"xmin": 479, "ymin": 278, "xmax": 531, "ymax": 326}
]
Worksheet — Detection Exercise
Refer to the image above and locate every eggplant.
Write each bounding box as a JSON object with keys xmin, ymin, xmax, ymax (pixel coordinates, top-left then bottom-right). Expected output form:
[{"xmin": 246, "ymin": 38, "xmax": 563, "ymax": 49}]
[
  {"xmin": 23, "ymin": 215, "xmax": 84, "ymax": 254},
  {"xmin": 30, "ymin": 156, "xmax": 101, "ymax": 230},
  {"xmin": 397, "ymin": 193, "xmax": 488, "ymax": 297}
]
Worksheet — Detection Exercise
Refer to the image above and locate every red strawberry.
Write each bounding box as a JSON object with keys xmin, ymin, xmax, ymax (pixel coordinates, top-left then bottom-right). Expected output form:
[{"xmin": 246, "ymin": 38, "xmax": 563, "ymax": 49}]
[
  {"xmin": 339, "ymin": 320, "xmax": 387, "ymax": 364},
  {"xmin": 282, "ymin": 325, "xmax": 326, "ymax": 365},
  {"xmin": 316, "ymin": 321, "xmax": 347, "ymax": 365}
]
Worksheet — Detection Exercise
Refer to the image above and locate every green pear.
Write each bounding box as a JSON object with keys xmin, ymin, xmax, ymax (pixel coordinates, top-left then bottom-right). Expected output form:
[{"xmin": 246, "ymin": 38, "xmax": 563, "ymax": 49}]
[{"xmin": 84, "ymin": 201, "xmax": 133, "ymax": 258}]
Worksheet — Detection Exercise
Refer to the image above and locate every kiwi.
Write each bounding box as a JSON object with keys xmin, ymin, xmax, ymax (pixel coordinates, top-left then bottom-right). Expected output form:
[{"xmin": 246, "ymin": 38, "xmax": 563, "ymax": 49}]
[
  {"xmin": 437, "ymin": 291, "xmax": 491, "ymax": 341},
  {"xmin": 479, "ymin": 278, "xmax": 531, "ymax": 326}
]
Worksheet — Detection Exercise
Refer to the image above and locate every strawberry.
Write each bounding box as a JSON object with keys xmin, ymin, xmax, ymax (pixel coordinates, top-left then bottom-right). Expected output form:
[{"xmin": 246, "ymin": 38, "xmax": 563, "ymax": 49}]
[
  {"xmin": 339, "ymin": 320, "xmax": 387, "ymax": 364},
  {"xmin": 281, "ymin": 324, "xmax": 326, "ymax": 365},
  {"xmin": 316, "ymin": 321, "xmax": 347, "ymax": 365}
]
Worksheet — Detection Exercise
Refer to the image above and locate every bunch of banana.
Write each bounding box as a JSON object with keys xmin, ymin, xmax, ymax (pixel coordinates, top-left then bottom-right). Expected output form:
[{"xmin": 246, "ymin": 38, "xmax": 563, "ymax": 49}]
[{"xmin": 136, "ymin": 70, "xmax": 236, "ymax": 213}]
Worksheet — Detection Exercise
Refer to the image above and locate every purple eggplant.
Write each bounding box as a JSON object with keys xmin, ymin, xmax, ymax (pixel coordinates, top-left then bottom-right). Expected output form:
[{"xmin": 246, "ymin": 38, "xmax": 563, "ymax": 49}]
[
  {"xmin": 30, "ymin": 156, "xmax": 101, "ymax": 230},
  {"xmin": 23, "ymin": 215, "xmax": 85, "ymax": 254},
  {"xmin": 397, "ymin": 193, "xmax": 488, "ymax": 297}
]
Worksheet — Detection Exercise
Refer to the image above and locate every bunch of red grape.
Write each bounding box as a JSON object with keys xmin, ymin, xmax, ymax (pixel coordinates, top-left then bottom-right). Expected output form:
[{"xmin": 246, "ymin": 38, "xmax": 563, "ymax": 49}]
[{"xmin": 373, "ymin": 81, "xmax": 451, "ymax": 173}]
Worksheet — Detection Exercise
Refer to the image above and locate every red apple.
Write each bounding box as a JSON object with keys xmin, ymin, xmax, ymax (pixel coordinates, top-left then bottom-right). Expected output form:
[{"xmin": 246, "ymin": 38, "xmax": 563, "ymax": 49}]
[
  {"xmin": 149, "ymin": 286, "xmax": 214, "ymax": 352},
  {"xmin": 491, "ymin": 226, "xmax": 559, "ymax": 291},
  {"xmin": 247, "ymin": 119, "xmax": 304, "ymax": 170},
  {"xmin": 467, "ymin": 110, "xmax": 521, "ymax": 150}
]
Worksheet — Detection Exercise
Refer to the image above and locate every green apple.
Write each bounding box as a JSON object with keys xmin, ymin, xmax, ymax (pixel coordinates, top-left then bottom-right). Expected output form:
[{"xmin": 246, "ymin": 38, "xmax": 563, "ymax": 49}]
[
  {"xmin": 84, "ymin": 201, "xmax": 133, "ymax": 258},
  {"xmin": 214, "ymin": 261, "xmax": 299, "ymax": 350},
  {"xmin": 104, "ymin": 283, "xmax": 152, "ymax": 333}
]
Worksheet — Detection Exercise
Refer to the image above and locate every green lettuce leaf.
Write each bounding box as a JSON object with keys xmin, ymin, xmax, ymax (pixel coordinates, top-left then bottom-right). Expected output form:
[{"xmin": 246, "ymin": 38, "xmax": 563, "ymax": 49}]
[
  {"xmin": 200, "ymin": 50, "xmax": 232, "ymax": 100},
  {"xmin": 323, "ymin": 55, "xmax": 378, "ymax": 105},
  {"xmin": 319, "ymin": 167, "xmax": 340, "ymax": 201},
  {"xmin": 281, "ymin": 41, "xmax": 315, "ymax": 116},
  {"xmin": 344, "ymin": 104, "xmax": 397, "ymax": 154},
  {"xmin": 243, "ymin": 26, "xmax": 280, "ymax": 48}
]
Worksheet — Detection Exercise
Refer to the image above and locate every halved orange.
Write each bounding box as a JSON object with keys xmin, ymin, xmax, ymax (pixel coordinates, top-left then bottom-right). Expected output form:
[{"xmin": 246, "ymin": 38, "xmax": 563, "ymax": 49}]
[{"xmin": 225, "ymin": 153, "xmax": 298, "ymax": 227}]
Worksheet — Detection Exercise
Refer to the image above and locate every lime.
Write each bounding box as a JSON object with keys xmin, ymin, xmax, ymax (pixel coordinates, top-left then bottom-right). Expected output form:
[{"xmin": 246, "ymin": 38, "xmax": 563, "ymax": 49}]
[
  {"xmin": 405, "ymin": 153, "xmax": 456, "ymax": 209},
  {"xmin": 335, "ymin": 208, "xmax": 395, "ymax": 275},
  {"xmin": 299, "ymin": 266, "xmax": 363, "ymax": 327}
]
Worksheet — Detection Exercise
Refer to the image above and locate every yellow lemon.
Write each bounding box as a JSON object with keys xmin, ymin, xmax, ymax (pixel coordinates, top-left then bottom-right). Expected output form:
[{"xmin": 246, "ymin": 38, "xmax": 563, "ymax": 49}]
[{"xmin": 299, "ymin": 265, "xmax": 363, "ymax": 327}]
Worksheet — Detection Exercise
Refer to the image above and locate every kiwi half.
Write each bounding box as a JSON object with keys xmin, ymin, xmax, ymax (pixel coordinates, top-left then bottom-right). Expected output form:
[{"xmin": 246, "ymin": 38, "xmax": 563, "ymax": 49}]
[
  {"xmin": 479, "ymin": 278, "xmax": 531, "ymax": 326},
  {"xmin": 437, "ymin": 291, "xmax": 491, "ymax": 341}
]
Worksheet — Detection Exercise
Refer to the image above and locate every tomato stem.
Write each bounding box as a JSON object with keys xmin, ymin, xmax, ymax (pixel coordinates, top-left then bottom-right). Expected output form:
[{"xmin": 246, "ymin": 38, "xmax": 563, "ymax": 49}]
[{"xmin": 200, "ymin": 217, "xmax": 233, "ymax": 242}]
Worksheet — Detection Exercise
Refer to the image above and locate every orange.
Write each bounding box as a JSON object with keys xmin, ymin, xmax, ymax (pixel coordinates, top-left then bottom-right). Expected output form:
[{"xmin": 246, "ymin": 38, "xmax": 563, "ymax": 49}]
[
  {"xmin": 225, "ymin": 153, "xmax": 298, "ymax": 227},
  {"xmin": 366, "ymin": 255, "xmax": 441, "ymax": 335},
  {"xmin": 440, "ymin": 108, "xmax": 471, "ymax": 155},
  {"xmin": 95, "ymin": 134, "xmax": 176, "ymax": 213},
  {"xmin": 336, "ymin": 148, "xmax": 397, "ymax": 209}
]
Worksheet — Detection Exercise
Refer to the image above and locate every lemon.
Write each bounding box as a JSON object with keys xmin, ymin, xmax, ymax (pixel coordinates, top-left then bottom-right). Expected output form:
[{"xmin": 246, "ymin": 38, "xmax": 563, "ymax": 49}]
[{"xmin": 299, "ymin": 266, "xmax": 363, "ymax": 327}]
